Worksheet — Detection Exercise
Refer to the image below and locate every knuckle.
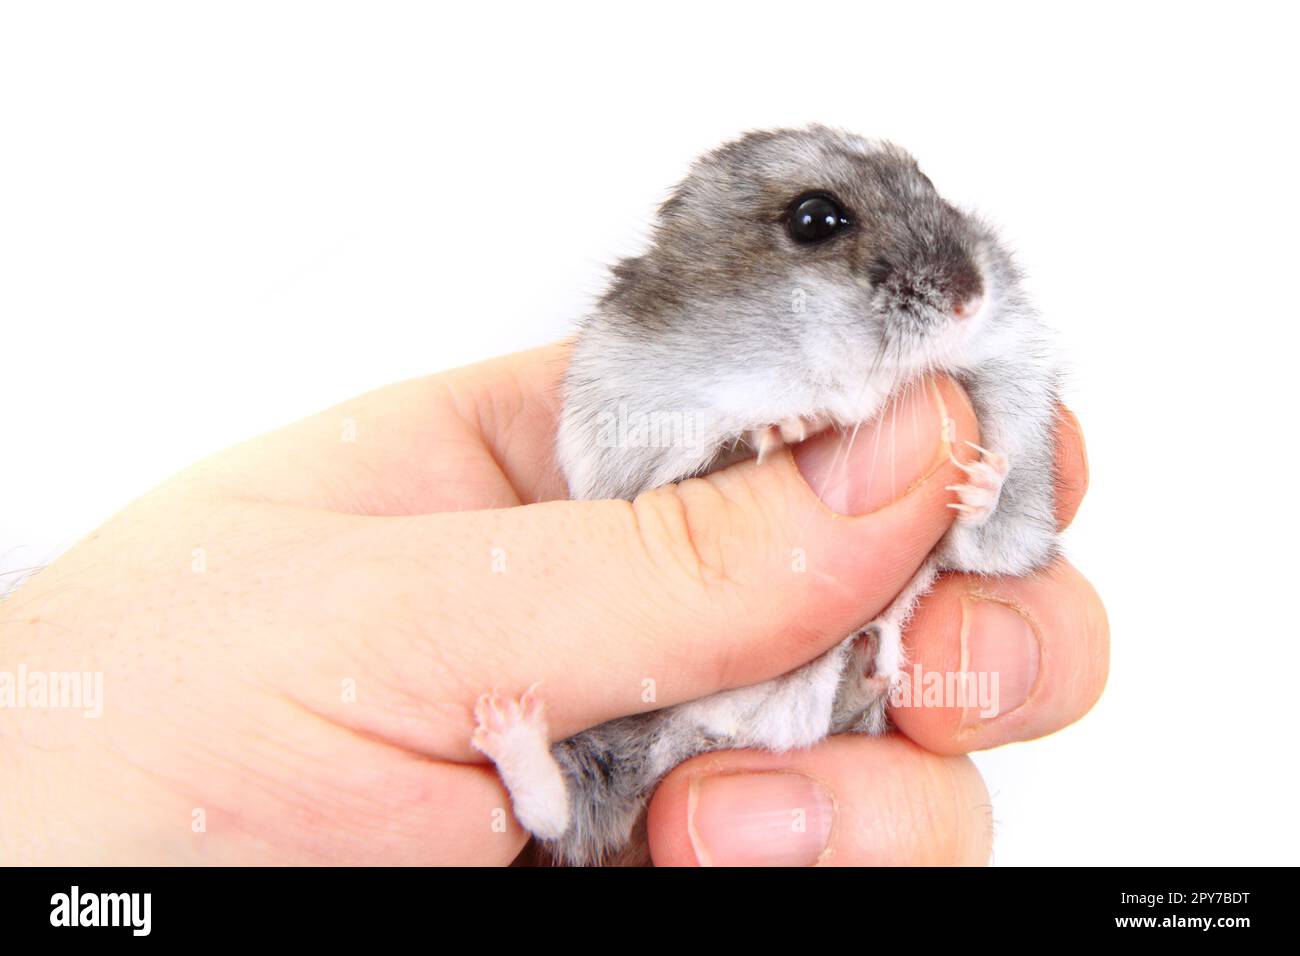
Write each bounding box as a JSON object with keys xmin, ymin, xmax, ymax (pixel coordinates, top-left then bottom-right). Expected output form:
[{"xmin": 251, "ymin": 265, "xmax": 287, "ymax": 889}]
[
  {"xmin": 628, "ymin": 479, "xmax": 747, "ymax": 594},
  {"xmin": 618, "ymin": 470, "xmax": 806, "ymax": 690}
]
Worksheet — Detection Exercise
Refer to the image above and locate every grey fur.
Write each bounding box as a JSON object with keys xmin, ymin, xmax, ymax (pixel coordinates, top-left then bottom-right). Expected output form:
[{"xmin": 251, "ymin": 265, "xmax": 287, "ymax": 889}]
[{"xmin": 529, "ymin": 126, "xmax": 1060, "ymax": 865}]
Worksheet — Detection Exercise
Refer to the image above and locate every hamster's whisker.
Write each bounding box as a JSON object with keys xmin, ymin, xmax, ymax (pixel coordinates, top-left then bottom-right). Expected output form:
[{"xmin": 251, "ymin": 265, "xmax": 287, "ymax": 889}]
[
  {"xmin": 908, "ymin": 377, "xmax": 922, "ymax": 462},
  {"xmin": 889, "ymin": 375, "xmax": 902, "ymax": 502},
  {"xmin": 836, "ymin": 419, "xmax": 866, "ymax": 493}
]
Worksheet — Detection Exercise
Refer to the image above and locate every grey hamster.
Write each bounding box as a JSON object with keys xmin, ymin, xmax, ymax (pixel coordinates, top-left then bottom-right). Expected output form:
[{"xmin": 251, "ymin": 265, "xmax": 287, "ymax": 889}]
[{"xmin": 470, "ymin": 125, "xmax": 1061, "ymax": 866}]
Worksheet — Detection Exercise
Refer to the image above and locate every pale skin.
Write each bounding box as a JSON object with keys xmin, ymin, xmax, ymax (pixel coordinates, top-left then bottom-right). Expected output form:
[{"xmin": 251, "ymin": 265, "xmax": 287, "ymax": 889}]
[{"xmin": 0, "ymin": 343, "xmax": 1105, "ymax": 865}]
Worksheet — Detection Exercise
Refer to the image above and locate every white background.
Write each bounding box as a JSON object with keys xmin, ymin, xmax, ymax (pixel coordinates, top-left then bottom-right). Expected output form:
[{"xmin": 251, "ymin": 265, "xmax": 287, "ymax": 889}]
[{"xmin": 2, "ymin": 1, "xmax": 1298, "ymax": 864}]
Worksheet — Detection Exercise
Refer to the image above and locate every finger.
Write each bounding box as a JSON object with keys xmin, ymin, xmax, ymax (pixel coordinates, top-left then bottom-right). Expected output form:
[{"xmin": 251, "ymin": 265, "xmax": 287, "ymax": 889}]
[
  {"xmin": 889, "ymin": 558, "xmax": 1109, "ymax": 754},
  {"xmin": 644, "ymin": 734, "xmax": 992, "ymax": 866},
  {"xmin": 1054, "ymin": 404, "xmax": 1088, "ymax": 530},
  {"xmin": 289, "ymin": 377, "xmax": 983, "ymax": 758},
  {"xmin": 195, "ymin": 343, "xmax": 572, "ymax": 514}
]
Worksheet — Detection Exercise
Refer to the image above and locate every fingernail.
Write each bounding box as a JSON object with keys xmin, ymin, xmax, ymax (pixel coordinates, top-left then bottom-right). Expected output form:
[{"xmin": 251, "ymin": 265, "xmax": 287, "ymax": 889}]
[
  {"xmin": 960, "ymin": 597, "xmax": 1042, "ymax": 725},
  {"xmin": 687, "ymin": 771, "xmax": 835, "ymax": 866},
  {"xmin": 792, "ymin": 378, "xmax": 948, "ymax": 515}
]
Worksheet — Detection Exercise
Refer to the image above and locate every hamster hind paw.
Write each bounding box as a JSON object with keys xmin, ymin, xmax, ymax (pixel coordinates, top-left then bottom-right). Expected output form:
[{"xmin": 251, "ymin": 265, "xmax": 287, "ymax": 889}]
[
  {"xmin": 471, "ymin": 685, "xmax": 571, "ymax": 841},
  {"xmin": 867, "ymin": 618, "xmax": 907, "ymax": 695},
  {"xmin": 947, "ymin": 441, "xmax": 1009, "ymax": 526},
  {"xmin": 832, "ymin": 626, "xmax": 896, "ymax": 735}
]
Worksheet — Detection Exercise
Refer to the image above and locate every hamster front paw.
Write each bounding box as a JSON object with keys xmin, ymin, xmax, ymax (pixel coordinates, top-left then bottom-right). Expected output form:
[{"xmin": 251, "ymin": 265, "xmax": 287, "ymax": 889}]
[{"xmin": 947, "ymin": 441, "xmax": 1009, "ymax": 526}]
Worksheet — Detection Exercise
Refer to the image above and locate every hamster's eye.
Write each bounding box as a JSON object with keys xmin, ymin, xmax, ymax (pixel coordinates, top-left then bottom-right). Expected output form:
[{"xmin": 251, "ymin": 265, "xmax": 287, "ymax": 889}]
[{"xmin": 787, "ymin": 194, "xmax": 851, "ymax": 244}]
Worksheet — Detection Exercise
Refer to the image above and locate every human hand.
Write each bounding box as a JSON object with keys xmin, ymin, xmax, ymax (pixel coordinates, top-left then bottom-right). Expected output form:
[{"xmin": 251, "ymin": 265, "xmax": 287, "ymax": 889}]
[
  {"xmin": 647, "ymin": 409, "xmax": 1102, "ymax": 864},
  {"xmin": 0, "ymin": 344, "xmax": 1103, "ymax": 865}
]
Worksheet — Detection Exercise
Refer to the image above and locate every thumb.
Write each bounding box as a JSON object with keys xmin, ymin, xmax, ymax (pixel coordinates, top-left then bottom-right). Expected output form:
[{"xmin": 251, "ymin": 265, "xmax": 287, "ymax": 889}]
[{"xmin": 325, "ymin": 376, "xmax": 978, "ymax": 757}]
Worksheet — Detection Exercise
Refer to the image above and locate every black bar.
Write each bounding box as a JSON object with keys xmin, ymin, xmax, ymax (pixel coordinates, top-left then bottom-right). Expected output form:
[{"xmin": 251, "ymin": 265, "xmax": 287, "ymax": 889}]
[{"xmin": 0, "ymin": 866, "xmax": 1282, "ymax": 942}]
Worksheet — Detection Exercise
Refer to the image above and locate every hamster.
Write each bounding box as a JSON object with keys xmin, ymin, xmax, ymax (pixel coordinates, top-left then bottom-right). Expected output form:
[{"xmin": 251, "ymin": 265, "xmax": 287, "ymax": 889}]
[{"xmin": 470, "ymin": 126, "xmax": 1062, "ymax": 866}]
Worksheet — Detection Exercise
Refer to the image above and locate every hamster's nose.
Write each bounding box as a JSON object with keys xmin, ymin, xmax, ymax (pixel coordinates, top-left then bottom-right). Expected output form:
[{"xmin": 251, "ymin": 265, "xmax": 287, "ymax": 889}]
[{"xmin": 953, "ymin": 294, "xmax": 983, "ymax": 320}]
